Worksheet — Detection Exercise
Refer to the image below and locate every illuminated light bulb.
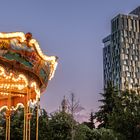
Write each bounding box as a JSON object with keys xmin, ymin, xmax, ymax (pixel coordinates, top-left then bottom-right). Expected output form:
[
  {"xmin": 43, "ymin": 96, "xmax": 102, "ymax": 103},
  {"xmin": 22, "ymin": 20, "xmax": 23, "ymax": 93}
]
[
  {"xmin": 49, "ymin": 61, "xmax": 58, "ymax": 80},
  {"xmin": 0, "ymin": 106, "xmax": 8, "ymax": 112},
  {"xmin": 29, "ymin": 39, "xmax": 58, "ymax": 80},
  {"xmin": 0, "ymin": 32, "xmax": 57, "ymax": 106},
  {"xmin": 0, "ymin": 32, "xmax": 58, "ymax": 80},
  {"xmin": 0, "ymin": 32, "xmax": 26, "ymax": 42}
]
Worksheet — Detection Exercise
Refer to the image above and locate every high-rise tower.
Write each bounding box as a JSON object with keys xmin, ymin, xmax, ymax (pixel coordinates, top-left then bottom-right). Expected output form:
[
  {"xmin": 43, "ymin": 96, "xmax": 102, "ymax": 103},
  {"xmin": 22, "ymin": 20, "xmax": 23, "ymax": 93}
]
[{"xmin": 103, "ymin": 6, "xmax": 140, "ymax": 91}]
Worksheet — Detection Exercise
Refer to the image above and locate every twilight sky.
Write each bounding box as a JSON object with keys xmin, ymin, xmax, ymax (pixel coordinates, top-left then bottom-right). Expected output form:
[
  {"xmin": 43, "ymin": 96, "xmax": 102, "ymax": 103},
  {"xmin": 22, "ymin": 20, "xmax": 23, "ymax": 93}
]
[{"xmin": 1, "ymin": 0, "xmax": 140, "ymax": 119}]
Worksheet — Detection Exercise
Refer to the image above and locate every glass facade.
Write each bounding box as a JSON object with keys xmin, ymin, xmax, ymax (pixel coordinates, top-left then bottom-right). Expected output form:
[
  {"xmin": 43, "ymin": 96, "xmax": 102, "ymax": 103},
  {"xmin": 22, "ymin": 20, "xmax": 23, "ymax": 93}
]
[{"xmin": 103, "ymin": 7, "xmax": 140, "ymax": 92}]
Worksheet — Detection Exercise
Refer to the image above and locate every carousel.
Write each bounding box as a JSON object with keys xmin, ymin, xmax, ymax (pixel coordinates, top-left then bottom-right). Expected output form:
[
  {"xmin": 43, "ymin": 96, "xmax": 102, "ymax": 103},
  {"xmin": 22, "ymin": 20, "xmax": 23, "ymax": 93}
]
[{"xmin": 0, "ymin": 32, "xmax": 58, "ymax": 140}]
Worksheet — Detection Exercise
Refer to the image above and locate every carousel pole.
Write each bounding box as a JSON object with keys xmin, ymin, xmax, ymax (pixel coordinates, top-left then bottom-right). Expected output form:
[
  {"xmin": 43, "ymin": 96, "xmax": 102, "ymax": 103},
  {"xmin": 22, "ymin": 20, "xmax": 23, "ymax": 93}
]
[
  {"xmin": 8, "ymin": 83, "xmax": 12, "ymax": 140},
  {"xmin": 28, "ymin": 108, "xmax": 31, "ymax": 140},
  {"xmin": 5, "ymin": 115, "xmax": 8, "ymax": 140},
  {"xmin": 25, "ymin": 85, "xmax": 32, "ymax": 140},
  {"xmin": 5, "ymin": 113, "xmax": 10, "ymax": 140},
  {"xmin": 6, "ymin": 73, "xmax": 12, "ymax": 140},
  {"xmin": 6, "ymin": 93, "xmax": 11, "ymax": 140},
  {"xmin": 8, "ymin": 114, "xmax": 10, "ymax": 140},
  {"xmin": 26, "ymin": 87, "xmax": 29, "ymax": 140},
  {"xmin": 28, "ymin": 87, "xmax": 31, "ymax": 140},
  {"xmin": 36, "ymin": 98, "xmax": 40, "ymax": 140},
  {"xmin": 23, "ymin": 106, "xmax": 26, "ymax": 140}
]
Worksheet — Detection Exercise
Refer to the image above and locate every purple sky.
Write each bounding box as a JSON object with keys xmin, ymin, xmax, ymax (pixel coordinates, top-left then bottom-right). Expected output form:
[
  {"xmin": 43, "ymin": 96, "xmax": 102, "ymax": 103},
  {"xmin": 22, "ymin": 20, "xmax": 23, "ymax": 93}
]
[{"xmin": 1, "ymin": 0, "xmax": 140, "ymax": 117}]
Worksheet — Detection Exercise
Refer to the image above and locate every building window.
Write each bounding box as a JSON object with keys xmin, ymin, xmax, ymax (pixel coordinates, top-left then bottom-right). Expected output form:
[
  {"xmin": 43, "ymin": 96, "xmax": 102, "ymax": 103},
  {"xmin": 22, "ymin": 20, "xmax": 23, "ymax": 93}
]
[
  {"xmin": 126, "ymin": 66, "xmax": 129, "ymax": 71},
  {"xmin": 135, "ymin": 56, "xmax": 138, "ymax": 61},
  {"xmin": 126, "ymin": 48, "xmax": 129, "ymax": 54},
  {"xmin": 124, "ymin": 60, "xmax": 127, "ymax": 65},
  {"xmin": 130, "ymin": 78, "xmax": 133, "ymax": 83},
  {"xmin": 125, "ymin": 54, "xmax": 128, "ymax": 59},
  {"xmin": 127, "ymin": 72, "xmax": 130, "ymax": 77}
]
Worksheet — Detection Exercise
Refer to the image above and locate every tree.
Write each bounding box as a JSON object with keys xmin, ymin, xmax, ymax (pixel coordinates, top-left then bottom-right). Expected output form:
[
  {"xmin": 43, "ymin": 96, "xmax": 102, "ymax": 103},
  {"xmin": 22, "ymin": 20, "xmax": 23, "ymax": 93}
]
[
  {"xmin": 89, "ymin": 112, "xmax": 95, "ymax": 129},
  {"xmin": 38, "ymin": 109, "xmax": 49, "ymax": 140},
  {"xmin": 0, "ymin": 107, "xmax": 25, "ymax": 140},
  {"xmin": 48, "ymin": 111, "xmax": 75, "ymax": 140},
  {"xmin": 0, "ymin": 107, "xmax": 49, "ymax": 140},
  {"xmin": 74, "ymin": 124, "xmax": 122, "ymax": 140},
  {"xmin": 68, "ymin": 93, "xmax": 84, "ymax": 117},
  {"xmin": 97, "ymin": 128, "xmax": 124, "ymax": 140},
  {"xmin": 0, "ymin": 109, "xmax": 6, "ymax": 139},
  {"xmin": 95, "ymin": 82, "xmax": 117, "ymax": 128},
  {"xmin": 10, "ymin": 107, "xmax": 24, "ymax": 140},
  {"xmin": 83, "ymin": 112, "xmax": 95, "ymax": 129},
  {"xmin": 74, "ymin": 124, "xmax": 93, "ymax": 140},
  {"xmin": 30, "ymin": 107, "xmax": 49, "ymax": 140},
  {"xmin": 67, "ymin": 93, "xmax": 84, "ymax": 140},
  {"xmin": 108, "ymin": 90, "xmax": 140, "ymax": 140}
]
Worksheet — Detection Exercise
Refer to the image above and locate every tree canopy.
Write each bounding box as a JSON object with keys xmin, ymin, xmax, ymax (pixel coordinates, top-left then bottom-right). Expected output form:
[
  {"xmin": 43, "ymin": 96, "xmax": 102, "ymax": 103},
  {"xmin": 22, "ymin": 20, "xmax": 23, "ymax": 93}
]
[{"xmin": 0, "ymin": 88, "xmax": 140, "ymax": 140}]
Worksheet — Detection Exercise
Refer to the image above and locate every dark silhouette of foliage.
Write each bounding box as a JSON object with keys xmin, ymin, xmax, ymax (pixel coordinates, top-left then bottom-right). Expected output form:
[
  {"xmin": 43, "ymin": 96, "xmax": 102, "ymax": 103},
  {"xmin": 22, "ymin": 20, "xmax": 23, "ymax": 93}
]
[
  {"xmin": 48, "ymin": 111, "xmax": 75, "ymax": 140},
  {"xmin": 83, "ymin": 112, "xmax": 95, "ymax": 130},
  {"xmin": 108, "ymin": 90, "xmax": 140, "ymax": 140},
  {"xmin": 95, "ymin": 81, "xmax": 117, "ymax": 128},
  {"xmin": 0, "ymin": 107, "xmax": 49, "ymax": 140}
]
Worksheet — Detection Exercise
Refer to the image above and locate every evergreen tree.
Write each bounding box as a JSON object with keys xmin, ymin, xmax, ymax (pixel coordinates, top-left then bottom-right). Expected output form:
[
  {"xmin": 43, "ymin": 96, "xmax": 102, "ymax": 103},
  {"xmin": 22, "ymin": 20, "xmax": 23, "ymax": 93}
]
[
  {"xmin": 38, "ymin": 109, "xmax": 49, "ymax": 140},
  {"xmin": 95, "ymin": 81, "xmax": 117, "ymax": 128},
  {"xmin": 30, "ymin": 107, "xmax": 49, "ymax": 140},
  {"xmin": 83, "ymin": 112, "xmax": 95, "ymax": 129},
  {"xmin": 0, "ymin": 107, "xmax": 49, "ymax": 140},
  {"xmin": 10, "ymin": 108, "xmax": 24, "ymax": 140},
  {"xmin": 108, "ymin": 90, "xmax": 140, "ymax": 140},
  {"xmin": 89, "ymin": 112, "xmax": 95, "ymax": 129},
  {"xmin": 0, "ymin": 109, "xmax": 6, "ymax": 140}
]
